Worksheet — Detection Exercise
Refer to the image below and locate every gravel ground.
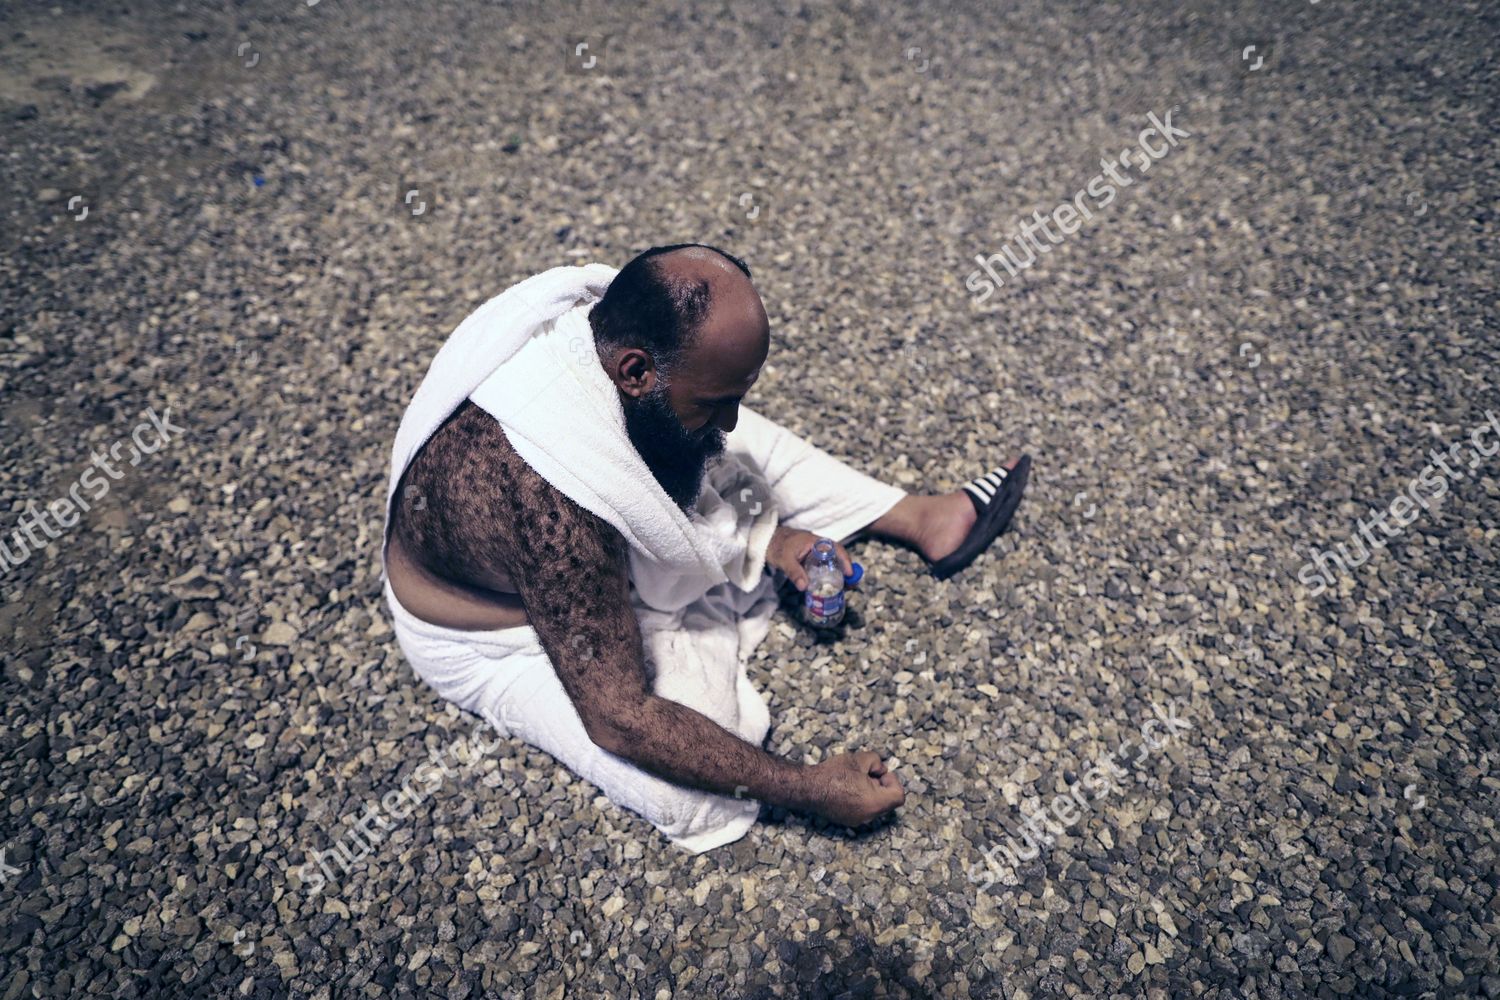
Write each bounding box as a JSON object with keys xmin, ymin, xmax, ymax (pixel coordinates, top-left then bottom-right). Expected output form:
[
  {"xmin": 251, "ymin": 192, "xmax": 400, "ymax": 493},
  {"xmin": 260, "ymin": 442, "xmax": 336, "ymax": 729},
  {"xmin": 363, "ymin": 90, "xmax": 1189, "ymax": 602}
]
[{"xmin": 2, "ymin": 0, "xmax": 1498, "ymax": 997}]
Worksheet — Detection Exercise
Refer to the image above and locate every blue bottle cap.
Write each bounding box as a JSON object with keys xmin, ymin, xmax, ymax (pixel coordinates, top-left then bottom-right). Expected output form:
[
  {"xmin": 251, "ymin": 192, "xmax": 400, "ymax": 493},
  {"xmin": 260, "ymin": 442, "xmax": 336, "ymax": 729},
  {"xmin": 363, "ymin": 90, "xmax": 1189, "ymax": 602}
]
[{"xmin": 844, "ymin": 562, "xmax": 864, "ymax": 587}]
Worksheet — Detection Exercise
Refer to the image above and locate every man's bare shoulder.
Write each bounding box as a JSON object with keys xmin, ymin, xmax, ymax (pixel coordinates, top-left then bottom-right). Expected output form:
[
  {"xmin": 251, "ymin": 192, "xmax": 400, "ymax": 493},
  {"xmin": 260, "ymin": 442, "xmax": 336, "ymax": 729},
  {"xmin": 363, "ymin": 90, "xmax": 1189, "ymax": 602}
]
[{"xmin": 391, "ymin": 401, "xmax": 625, "ymax": 604}]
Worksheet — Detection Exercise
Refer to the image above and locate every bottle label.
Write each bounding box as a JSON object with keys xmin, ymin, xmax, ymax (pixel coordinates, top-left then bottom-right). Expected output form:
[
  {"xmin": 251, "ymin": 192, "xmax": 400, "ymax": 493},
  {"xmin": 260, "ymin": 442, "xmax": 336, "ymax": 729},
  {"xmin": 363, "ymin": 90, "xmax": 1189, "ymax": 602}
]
[{"xmin": 805, "ymin": 590, "xmax": 845, "ymax": 626}]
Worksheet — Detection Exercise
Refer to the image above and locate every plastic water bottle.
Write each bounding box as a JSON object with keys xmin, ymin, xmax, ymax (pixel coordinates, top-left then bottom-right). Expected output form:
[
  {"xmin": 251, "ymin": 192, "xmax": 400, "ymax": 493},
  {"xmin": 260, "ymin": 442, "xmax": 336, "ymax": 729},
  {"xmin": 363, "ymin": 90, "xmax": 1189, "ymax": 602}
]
[{"xmin": 803, "ymin": 538, "xmax": 863, "ymax": 627}]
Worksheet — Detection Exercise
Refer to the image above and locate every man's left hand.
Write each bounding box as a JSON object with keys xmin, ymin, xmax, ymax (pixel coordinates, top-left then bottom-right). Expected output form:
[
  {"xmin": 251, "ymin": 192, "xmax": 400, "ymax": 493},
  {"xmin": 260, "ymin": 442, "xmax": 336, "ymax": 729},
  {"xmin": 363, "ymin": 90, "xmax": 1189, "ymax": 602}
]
[{"xmin": 765, "ymin": 526, "xmax": 854, "ymax": 591}]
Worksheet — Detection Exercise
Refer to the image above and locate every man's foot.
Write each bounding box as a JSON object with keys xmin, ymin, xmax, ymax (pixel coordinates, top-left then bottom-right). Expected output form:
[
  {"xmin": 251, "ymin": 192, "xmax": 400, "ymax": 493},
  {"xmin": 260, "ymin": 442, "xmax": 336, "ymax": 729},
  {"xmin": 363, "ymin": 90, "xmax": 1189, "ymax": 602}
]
[
  {"xmin": 929, "ymin": 457, "xmax": 1030, "ymax": 580},
  {"xmin": 912, "ymin": 458, "xmax": 1020, "ymax": 560},
  {"xmin": 913, "ymin": 491, "xmax": 981, "ymax": 563},
  {"xmin": 869, "ymin": 457, "xmax": 1026, "ymax": 564}
]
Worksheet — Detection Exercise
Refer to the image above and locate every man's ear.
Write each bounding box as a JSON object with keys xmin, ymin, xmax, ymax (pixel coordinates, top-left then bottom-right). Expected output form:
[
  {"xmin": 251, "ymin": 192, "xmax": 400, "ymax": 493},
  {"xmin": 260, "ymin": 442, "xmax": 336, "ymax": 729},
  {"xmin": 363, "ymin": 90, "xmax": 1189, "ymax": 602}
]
[{"xmin": 611, "ymin": 347, "xmax": 657, "ymax": 398}]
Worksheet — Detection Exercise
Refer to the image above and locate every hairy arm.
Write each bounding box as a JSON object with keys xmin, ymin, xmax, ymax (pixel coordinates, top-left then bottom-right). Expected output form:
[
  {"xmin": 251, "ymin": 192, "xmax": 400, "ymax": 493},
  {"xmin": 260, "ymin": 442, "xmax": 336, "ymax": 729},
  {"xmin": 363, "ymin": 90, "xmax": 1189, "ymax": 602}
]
[
  {"xmin": 396, "ymin": 403, "xmax": 821, "ymax": 809},
  {"xmin": 520, "ymin": 493, "xmax": 819, "ymax": 808}
]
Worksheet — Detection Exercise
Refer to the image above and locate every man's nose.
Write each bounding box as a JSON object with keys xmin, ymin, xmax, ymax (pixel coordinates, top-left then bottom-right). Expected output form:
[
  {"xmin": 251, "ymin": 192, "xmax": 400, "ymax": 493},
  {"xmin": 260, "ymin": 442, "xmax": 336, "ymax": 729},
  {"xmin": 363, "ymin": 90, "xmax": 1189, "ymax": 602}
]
[{"xmin": 714, "ymin": 404, "xmax": 739, "ymax": 435}]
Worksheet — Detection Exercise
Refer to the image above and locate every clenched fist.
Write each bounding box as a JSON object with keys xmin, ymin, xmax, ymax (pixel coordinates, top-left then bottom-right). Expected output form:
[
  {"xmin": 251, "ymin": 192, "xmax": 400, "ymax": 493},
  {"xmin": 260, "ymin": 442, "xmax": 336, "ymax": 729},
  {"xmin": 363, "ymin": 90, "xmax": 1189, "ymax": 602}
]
[{"xmin": 803, "ymin": 751, "xmax": 906, "ymax": 827}]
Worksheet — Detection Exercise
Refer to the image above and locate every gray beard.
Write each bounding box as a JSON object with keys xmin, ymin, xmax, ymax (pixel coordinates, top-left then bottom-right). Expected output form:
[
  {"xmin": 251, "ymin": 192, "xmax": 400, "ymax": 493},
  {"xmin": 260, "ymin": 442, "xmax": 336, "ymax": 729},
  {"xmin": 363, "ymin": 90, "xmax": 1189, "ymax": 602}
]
[{"xmin": 623, "ymin": 387, "xmax": 726, "ymax": 511}]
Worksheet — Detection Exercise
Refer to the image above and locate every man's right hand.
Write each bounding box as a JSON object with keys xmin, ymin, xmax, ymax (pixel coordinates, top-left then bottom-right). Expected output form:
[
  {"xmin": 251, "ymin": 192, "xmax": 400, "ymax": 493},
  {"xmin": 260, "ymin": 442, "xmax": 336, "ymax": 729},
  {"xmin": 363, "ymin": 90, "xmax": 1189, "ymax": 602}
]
[{"xmin": 802, "ymin": 751, "xmax": 906, "ymax": 827}]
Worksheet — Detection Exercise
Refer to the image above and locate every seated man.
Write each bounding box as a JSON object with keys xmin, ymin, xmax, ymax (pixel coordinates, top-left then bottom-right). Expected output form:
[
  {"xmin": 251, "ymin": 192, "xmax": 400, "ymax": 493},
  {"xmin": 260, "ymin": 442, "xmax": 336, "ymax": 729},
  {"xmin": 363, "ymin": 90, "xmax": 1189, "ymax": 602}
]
[{"xmin": 382, "ymin": 244, "xmax": 1030, "ymax": 852}]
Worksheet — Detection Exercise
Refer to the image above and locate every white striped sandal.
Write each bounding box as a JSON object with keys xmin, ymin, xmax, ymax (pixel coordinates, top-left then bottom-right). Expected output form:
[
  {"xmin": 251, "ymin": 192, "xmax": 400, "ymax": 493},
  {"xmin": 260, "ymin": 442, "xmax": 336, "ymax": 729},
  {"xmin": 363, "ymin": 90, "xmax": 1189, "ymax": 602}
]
[{"xmin": 930, "ymin": 455, "xmax": 1032, "ymax": 580}]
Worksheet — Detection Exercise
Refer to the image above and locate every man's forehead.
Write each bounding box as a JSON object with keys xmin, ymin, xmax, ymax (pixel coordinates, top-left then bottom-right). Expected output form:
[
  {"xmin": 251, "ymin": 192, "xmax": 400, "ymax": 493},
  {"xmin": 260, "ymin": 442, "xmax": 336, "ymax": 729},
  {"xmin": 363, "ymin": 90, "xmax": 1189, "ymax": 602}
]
[
  {"xmin": 683, "ymin": 296, "xmax": 769, "ymax": 389},
  {"xmin": 700, "ymin": 360, "xmax": 762, "ymax": 392}
]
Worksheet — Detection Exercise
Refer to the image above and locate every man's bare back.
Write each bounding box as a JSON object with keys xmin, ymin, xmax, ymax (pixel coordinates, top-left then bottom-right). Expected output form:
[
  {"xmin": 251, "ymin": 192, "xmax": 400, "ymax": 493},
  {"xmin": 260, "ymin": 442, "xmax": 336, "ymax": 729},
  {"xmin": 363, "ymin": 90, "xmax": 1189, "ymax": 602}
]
[{"xmin": 386, "ymin": 402, "xmax": 532, "ymax": 631}]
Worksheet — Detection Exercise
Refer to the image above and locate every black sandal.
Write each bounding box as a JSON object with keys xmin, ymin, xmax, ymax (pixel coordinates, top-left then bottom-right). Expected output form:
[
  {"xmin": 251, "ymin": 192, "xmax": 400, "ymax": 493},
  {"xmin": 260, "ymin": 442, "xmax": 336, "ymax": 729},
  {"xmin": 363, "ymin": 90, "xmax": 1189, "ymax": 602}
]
[{"xmin": 930, "ymin": 455, "xmax": 1031, "ymax": 580}]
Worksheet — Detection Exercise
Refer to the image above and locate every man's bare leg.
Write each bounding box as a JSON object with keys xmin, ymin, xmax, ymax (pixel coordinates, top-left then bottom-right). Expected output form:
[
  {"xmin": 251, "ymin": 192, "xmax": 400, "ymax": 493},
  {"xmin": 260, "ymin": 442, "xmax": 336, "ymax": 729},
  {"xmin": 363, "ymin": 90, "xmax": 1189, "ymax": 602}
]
[{"xmin": 862, "ymin": 457, "xmax": 1023, "ymax": 563}]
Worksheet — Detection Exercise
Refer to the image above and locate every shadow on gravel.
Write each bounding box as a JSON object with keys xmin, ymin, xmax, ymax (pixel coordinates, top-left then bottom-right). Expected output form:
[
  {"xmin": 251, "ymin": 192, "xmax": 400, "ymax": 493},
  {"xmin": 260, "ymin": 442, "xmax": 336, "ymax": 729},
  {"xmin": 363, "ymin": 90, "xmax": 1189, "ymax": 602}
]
[{"xmin": 746, "ymin": 922, "xmax": 928, "ymax": 1000}]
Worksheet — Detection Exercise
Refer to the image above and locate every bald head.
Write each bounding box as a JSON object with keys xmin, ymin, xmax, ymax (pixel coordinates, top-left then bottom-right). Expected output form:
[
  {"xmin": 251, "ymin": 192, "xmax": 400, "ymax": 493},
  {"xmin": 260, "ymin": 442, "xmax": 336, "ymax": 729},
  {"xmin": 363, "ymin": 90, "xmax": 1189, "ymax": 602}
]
[
  {"xmin": 588, "ymin": 243, "xmax": 769, "ymax": 426},
  {"xmin": 589, "ymin": 244, "xmax": 762, "ymax": 367},
  {"xmin": 650, "ymin": 245, "xmax": 769, "ymax": 380},
  {"xmin": 588, "ymin": 243, "xmax": 771, "ymax": 507}
]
